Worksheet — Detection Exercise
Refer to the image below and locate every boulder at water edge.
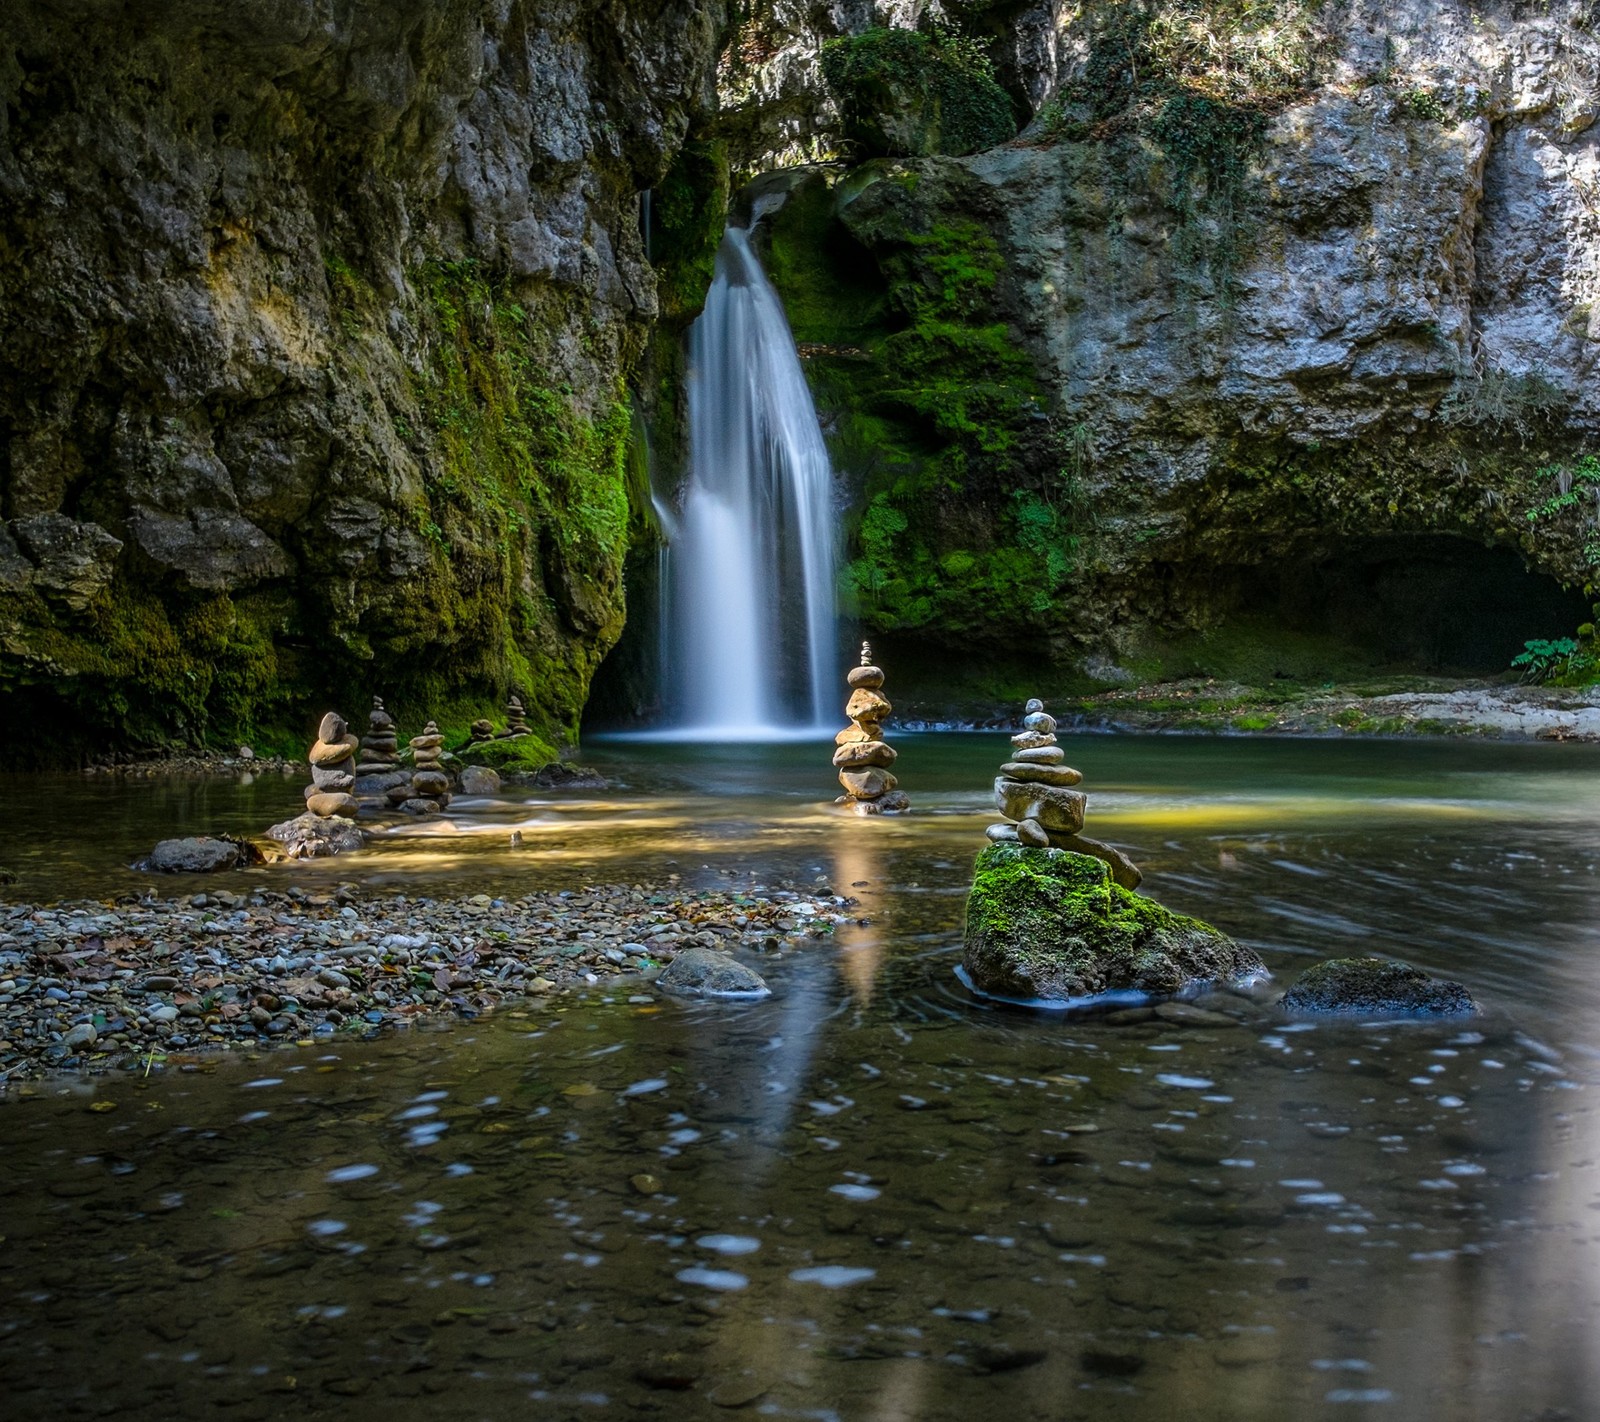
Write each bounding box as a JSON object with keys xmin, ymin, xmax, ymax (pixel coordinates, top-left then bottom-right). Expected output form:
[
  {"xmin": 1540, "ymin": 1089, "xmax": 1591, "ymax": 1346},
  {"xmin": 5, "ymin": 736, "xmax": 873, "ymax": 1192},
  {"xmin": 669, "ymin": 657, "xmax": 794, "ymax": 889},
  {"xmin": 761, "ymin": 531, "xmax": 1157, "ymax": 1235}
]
[
  {"xmin": 962, "ymin": 843, "xmax": 1262, "ymax": 1003},
  {"xmin": 1280, "ymin": 958, "xmax": 1477, "ymax": 1018}
]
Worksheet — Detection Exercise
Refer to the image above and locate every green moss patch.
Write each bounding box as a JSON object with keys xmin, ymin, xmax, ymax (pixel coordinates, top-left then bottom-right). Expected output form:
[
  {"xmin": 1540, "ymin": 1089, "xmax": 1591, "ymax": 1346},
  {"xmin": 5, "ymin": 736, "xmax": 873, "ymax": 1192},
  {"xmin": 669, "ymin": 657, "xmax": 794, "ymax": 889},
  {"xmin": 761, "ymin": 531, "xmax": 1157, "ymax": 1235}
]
[{"xmin": 962, "ymin": 843, "xmax": 1259, "ymax": 1002}]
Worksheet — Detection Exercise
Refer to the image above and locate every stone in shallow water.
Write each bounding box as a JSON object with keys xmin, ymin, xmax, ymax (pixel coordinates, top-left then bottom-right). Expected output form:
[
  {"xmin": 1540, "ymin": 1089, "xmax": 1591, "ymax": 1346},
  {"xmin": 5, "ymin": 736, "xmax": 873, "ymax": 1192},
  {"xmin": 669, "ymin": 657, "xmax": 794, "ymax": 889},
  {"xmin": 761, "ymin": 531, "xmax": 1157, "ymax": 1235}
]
[
  {"xmin": 962, "ymin": 843, "xmax": 1261, "ymax": 1003},
  {"xmin": 999, "ymin": 761, "xmax": 1083, "ymax": 787},
  {"xmin": 265, "ymin": 812, "xmax": 365, "ymax": 858},
  {"xmin": 876, "ymin": 790, "xmax": 911, "ymax": 813},
  {"xmin": 1280, "ymin": 958, "xmax": 1477, "ymax": 1018},
  {"xmin": 458, "ymin": 765, "xmax": 501, "ymax": 796},
  {"xmin": 656, "ymin": 947, "xmax": 769, "ymax": 998},
  {"xmin": 143, "ymin": 837, "xmax": 254, "ymax": 873},
  {"xmin": 995, "ymin": 778, "xmax": 1085, "ymax": 833}
]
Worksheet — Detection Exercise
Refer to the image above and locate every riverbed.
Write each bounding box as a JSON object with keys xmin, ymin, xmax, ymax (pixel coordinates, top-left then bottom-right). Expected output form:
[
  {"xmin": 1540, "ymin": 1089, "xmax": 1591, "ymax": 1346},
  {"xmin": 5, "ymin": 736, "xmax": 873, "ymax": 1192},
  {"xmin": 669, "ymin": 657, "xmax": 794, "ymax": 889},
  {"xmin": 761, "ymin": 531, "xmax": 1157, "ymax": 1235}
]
[{"xmin": 2, "ymin": 732, "xmax": 1598, "ymax": 1420}]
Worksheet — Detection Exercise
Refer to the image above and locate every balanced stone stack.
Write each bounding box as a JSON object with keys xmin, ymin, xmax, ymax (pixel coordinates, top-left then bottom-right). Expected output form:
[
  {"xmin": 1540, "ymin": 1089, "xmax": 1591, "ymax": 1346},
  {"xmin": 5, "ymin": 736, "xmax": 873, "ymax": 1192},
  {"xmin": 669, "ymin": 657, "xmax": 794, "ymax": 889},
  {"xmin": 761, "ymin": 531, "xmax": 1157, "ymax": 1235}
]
[
  {"xmin": 833, "ymin": 643, "xmax": 910, "ymax": 815},
  {"xmin": 354, "ymin": 697, "xmax": 400, "ymax": 775},
  {"xmin": 985, "ymin": 698, "xmax": 1142, "ymax": 889},
  {"xmin": 403, "ymin": 721, "xmax": 452, "ymax": 814},
  {"xmin": 501, "ymin": 694, "xmax": 531, "ymax": 738},
  {"xmin": 305, "ymin": 712, "xmax": 361, "ymax": 818}
]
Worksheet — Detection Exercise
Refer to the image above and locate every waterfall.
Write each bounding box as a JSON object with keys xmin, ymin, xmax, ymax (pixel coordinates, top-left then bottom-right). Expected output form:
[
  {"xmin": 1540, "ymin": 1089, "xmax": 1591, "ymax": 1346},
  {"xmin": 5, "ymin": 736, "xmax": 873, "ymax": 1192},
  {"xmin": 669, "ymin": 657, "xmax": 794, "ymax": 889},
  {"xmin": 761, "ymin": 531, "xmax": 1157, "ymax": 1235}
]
[{"xmin": 662, "ymin": 220, "xmax": 837, "ymax": 735}]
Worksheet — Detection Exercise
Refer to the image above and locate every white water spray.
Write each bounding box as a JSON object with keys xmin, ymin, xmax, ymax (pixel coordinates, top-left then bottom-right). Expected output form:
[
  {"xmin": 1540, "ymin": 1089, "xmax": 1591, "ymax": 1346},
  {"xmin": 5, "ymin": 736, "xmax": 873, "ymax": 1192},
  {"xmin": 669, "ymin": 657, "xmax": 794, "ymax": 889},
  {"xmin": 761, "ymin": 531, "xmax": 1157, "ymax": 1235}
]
[{"xmin": 662, "ymin": 218, "xmax": 837, "ymax": 735}]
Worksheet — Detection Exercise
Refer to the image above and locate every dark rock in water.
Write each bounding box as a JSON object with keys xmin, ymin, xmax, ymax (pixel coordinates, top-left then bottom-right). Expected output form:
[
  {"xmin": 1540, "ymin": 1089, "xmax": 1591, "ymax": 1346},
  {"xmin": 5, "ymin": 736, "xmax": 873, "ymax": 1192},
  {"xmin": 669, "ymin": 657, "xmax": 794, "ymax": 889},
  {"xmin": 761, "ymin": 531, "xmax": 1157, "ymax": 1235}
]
[
  {"xmin": 1280, "ymin": 958, "xmax": 1477, "ymax": 1018},
  {"xmin": 142, "ymin": 836, "xmax": 259, "ymax": 873},
  {"xmin": 656, "ymin": 947, "xmax": 769, "ymax": 998},
  {"xmin": 533, "ymin": 762, "xmax": 607, "ymax": 789},
  {"xmin": 265, "ymin": 812, "xmax": 366, "ymax": 859},
  {"xmin": 962, "ymin": 843, "xmax": 1261, "ymax": 1003}
]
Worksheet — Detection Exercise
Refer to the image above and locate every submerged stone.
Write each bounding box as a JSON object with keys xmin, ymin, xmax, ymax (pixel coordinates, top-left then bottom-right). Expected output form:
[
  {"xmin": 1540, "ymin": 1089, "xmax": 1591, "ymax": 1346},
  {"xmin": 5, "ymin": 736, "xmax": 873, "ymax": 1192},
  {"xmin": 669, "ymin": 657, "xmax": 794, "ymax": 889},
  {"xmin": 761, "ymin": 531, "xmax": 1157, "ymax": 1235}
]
[
  {"xmin": 1280, "ymin": 957, "xmax": 1477, "ymax": 1018},
  {"xmin": 962, "ymin": 844, "xmax": 1260, "ymax": 1003}
]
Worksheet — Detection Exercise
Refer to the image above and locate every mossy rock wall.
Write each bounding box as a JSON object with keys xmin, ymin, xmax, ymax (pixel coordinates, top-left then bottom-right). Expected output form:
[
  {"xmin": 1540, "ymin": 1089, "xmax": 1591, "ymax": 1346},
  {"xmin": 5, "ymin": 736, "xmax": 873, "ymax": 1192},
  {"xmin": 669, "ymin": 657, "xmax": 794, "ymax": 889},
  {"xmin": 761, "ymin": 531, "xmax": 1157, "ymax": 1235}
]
[{"xmin": 0, "ymin": 0, "xmax": 722, "ymax": 763}]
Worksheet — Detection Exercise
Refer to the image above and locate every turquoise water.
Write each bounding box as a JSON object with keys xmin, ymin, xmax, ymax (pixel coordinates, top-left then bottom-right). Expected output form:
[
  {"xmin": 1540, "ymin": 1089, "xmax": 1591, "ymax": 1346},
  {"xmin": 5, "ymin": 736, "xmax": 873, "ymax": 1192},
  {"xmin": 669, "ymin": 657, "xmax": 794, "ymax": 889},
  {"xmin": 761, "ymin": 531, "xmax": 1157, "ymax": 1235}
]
[{"xmin": 1, "ymin": 733, "xmax": 1598, "ymax": 1419}]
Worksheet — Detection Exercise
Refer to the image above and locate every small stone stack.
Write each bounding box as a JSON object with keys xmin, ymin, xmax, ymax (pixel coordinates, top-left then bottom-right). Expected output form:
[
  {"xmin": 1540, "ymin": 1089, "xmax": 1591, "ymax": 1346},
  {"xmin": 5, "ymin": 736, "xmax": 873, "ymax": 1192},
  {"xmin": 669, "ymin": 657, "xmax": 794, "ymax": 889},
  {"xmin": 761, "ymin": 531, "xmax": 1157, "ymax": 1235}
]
[
  {"xmin": 501, "ymin": 694, "xmax": 531, "ymax": 738},
  {"xmin": 354, "ymin": 697, "xmax": 401, "ymax": 776},
  {"xmin": 305, "ymin": 712, "xmax": 361, "ymax": 818},
  {"xmin": 402, "ymin": 721, "xmax": 452, "ymax": 815},
  {"xmin": 833, "ymin": 643, "xmax": 910, "ymax": 815},
  {"xmin": 985, "ymin": 698, "xmax": 1142, "ymax": 889}
]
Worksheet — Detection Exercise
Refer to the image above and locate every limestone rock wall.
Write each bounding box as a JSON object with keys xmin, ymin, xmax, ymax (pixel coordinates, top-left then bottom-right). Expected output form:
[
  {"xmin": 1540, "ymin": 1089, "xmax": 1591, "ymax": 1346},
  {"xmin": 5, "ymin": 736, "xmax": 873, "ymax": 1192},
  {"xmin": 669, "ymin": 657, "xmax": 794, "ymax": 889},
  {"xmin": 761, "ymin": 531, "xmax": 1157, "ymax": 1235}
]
[
  {"xmin": 751, "ymin": 0, "xmax": 1600, "ymax": 673},
  {"xmin": 0, "ymin": 0, "xmax": 720, "ymax": 758}
]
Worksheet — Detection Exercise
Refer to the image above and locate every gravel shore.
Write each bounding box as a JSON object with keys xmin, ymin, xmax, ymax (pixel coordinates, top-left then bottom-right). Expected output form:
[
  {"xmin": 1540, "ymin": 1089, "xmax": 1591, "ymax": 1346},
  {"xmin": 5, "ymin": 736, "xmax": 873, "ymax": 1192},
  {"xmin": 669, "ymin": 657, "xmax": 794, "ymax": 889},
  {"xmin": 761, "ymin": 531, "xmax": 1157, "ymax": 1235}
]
[{"xmin": 0, "ymin": 881, "xmax": 848, "ymax": 1083}]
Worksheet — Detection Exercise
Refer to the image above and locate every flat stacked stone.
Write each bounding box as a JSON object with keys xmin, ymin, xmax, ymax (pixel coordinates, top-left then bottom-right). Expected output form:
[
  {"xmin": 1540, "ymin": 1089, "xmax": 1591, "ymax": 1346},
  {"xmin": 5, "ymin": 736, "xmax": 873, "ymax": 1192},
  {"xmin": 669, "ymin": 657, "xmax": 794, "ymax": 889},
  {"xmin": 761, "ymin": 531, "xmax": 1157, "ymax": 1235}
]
[
  {"xmin": 304, "ymin": 711, "xmax": 361, "ymax": 818},
  {"xmin": 984, "ymin": 697, "xmax": 1142, "ymax": 889},
  {"xmin": 401, "ymin": 720, "xmax": 451, "ymax": 815},
  {"xmin": 832, "ymin": 642, "xmax": 909, "ymax": 815}
]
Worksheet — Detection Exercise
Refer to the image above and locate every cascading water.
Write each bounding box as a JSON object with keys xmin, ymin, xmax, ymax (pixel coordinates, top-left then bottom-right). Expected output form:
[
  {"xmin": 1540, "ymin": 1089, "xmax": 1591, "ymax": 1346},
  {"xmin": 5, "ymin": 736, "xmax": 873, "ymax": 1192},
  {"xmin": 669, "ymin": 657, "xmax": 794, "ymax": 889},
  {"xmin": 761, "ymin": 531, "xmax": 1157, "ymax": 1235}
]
[{"xmin": 661, "ymin": 214, "xmax": 837, "ymax": 735}]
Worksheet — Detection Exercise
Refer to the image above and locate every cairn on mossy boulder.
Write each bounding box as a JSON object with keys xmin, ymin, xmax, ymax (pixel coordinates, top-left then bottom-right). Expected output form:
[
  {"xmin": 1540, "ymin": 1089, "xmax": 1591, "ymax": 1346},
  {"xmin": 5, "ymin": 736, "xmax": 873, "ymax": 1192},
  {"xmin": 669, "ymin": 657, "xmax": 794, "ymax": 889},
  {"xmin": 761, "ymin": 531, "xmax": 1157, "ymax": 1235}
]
[
  {"xmin": 501, "ymin": 693, "xmax": 531, "ymax": 738},
  {"xmin": 1280, "ymin": 958, "xmax": 1477, "ymax": 1018},
  {"xmin": 402, "ymin": 721, "xmax": 451, "ymax": 815},
  {"xmin": 833, "ymin": 642, "xmax": 910, "ymax": 814},
  {"xmin": 962, "ymin": 842, "xmax": 1263, "ymax": 1004},
  {"xmin": 304, "ymin": 712, "xmax": 361, "ymax": 818},
  {"xmin": 985, "ymin": 697, "xmax": 1141, "ymax": 889}
]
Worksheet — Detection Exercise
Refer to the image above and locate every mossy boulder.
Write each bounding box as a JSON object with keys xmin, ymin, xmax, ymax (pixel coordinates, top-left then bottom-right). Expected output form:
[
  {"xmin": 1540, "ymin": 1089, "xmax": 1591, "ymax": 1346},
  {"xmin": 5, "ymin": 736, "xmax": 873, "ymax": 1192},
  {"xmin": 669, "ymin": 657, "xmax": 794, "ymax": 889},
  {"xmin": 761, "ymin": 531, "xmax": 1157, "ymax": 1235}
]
[
  {"xmin": 1280, "ymin": 958, "xmax": 1477, "ymax": 1018},
  {"xmin": 962, "ymin": 843, "xmax": 1261, "ymax": 1003}
]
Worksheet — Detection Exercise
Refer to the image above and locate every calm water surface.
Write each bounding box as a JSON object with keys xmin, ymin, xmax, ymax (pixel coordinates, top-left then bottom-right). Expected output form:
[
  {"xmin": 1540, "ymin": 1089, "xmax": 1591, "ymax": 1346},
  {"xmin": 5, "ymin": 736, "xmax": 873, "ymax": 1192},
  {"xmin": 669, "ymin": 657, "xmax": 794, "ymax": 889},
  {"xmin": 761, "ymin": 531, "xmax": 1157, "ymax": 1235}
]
[{"xmin": 2, "ymin": 734, "xmax": 1599, "ymax": 1420}]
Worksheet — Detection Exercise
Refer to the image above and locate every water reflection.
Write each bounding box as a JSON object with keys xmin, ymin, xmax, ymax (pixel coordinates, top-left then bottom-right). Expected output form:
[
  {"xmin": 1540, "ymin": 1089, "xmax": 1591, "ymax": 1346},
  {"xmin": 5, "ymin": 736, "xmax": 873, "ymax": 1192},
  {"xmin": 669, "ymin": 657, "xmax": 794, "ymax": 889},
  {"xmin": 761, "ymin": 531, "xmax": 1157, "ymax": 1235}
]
[{"xmin": 1, "ymin": 734, "xmax": 1598, "ymax": 1418}]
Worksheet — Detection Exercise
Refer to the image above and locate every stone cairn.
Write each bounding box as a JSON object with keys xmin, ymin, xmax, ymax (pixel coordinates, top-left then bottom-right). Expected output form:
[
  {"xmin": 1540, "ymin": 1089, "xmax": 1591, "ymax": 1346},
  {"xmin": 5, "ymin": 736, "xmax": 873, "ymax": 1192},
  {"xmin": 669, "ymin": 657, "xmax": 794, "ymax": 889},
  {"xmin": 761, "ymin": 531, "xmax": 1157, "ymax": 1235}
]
[
  {"xmin": 403, "ymin": 720, "xmax": 452, "ymax": 814},
  {"xmin": 501, "ymin": 694, "xmax": 531, "ymax": 738},
  {"xmin": 354, "ymin": 697, "xmax": 401, "ymax": 777},
  {"xmin": 986, "ymin": 698, "xmax": 1142, "ymax": 889},
  {"xmin": 305, "ymin": 712, "xmax": 361, "ymax": 818},
  {"xmin": 833, "ymin": 642, "xmax": 910, "ymax": 815}
]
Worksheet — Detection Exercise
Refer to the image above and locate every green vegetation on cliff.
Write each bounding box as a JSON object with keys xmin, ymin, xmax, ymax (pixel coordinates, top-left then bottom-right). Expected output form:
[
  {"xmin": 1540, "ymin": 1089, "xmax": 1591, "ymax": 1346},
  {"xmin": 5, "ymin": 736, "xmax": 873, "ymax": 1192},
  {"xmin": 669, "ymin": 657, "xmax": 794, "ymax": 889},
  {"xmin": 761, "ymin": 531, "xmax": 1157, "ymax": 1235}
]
[{"xmin": 820, "ymin": 26, "xmax": 1017, "ymax": 158}]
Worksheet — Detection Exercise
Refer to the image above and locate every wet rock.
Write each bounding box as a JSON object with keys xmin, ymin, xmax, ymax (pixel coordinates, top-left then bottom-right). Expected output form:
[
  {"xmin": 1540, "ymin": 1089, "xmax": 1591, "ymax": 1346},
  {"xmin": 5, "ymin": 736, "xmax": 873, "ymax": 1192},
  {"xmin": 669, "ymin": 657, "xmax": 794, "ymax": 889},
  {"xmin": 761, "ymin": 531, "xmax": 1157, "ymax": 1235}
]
[
  {"xmin": 1154, "ymin": 1002, "xmax": 1239, "ymax": 1027},
  {"xmin": 458, "ymin": 765, "xmax": 502, "ymax": 796},
  {"xmin": 962, "ymin": 843, "xmax": 1262, "ymax": 1003},
  {"xmin": 656, "ymin": 947, "xmax": 770, "ymax": 998},
  {"xmin": 265, "ymin": 812, "xmax": 367, "ymax": 859},
  {"xmin": 142, "ymin": 836, "xmax": 257, "ymax": 873},
  {"xmin": 1280, "ymin": 957, "xmax": 1477, "ymax": 1018},
  {"xmin": 531, "ymin": 762, "xmax": 608, "ymax": 789}
]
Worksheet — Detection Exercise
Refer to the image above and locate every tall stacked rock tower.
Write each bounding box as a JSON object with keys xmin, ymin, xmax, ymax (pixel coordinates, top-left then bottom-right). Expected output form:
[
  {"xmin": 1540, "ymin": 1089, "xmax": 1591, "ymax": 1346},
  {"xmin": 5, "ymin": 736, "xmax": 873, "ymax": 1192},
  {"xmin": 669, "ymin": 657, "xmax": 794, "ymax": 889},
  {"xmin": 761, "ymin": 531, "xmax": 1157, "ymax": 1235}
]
[
  {"xmin": 986, "ymin": 698, "xmax": 1141, "ymax": 889},
  {"xmin": 833, "ymin": 643, "xmax": 910, "ymax": 815},
  {"xmin": 305, "ymin": 712, "xmax": 360, "ymax": 819}
]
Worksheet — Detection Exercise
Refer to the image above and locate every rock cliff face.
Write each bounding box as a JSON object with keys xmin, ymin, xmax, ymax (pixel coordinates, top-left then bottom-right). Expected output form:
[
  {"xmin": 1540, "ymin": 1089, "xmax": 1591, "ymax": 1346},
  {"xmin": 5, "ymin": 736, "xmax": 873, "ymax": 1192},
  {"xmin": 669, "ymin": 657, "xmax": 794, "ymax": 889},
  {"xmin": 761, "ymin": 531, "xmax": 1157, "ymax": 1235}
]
[
  {"xmin": 751, "ymin": 0, "xmax": 1600, "ymax": 683},
  {"xmin": 0, "ymin": 0, "xmax": 719, "ymax": 759}
]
